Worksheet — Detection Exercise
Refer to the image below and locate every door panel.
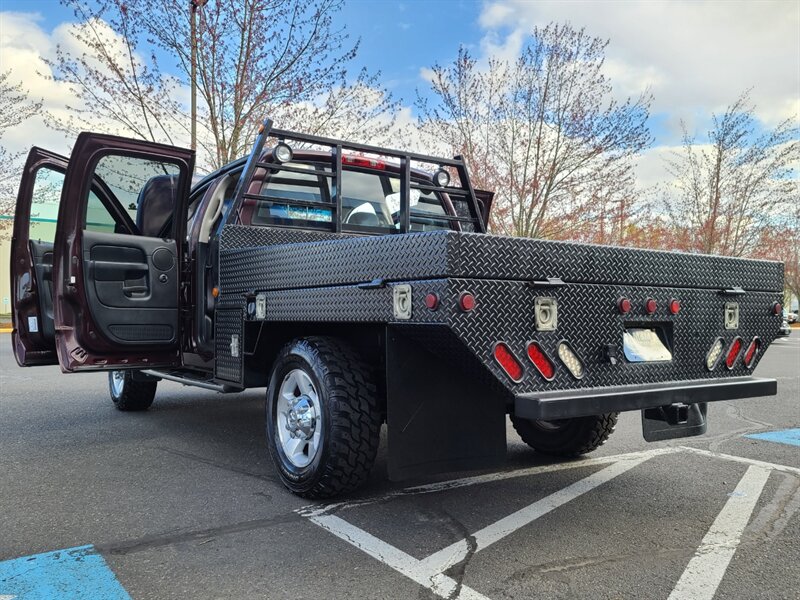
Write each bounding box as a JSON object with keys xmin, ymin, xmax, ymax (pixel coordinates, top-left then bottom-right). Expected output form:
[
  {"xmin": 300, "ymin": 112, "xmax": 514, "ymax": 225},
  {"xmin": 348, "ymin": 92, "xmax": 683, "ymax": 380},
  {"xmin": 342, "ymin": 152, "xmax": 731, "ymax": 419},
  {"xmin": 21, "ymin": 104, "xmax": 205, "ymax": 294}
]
[
  {"xmin": 83, "ymin": 230, "xmax": 178, "ymax": 344},
  {"xmin": 10, "ymin": 148, "xmax": 68, "ymax": 366},
  {"xmin": 52, "ymin": 133, "xmax": 194, "ymax": 371}
]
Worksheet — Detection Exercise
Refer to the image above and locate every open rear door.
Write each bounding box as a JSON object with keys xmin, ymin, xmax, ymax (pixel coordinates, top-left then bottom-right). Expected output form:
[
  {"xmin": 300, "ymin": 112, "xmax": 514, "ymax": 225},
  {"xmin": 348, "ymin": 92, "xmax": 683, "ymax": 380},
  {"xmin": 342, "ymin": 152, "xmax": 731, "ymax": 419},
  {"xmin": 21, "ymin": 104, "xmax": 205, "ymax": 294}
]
[
  {"xmin": 10, "ymin": 148, "xmax": 69, "ymax": 366},
  {"xmin": 52, "ymin": 133, "xmax": 194, "ymax": 372}
]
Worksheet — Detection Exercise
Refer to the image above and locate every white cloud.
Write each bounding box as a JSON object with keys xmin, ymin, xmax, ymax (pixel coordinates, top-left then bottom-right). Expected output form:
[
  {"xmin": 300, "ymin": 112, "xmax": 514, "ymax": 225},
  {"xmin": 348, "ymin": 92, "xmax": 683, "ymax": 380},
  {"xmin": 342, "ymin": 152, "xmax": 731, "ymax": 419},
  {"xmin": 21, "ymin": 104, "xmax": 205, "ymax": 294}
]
[
  {"xmin": 477, "ymin": 1, "xmax": 800, "ymax": 137},
  {"xmin": 0, "ymin": 11, "xmax": 74, "ymax": 156}
]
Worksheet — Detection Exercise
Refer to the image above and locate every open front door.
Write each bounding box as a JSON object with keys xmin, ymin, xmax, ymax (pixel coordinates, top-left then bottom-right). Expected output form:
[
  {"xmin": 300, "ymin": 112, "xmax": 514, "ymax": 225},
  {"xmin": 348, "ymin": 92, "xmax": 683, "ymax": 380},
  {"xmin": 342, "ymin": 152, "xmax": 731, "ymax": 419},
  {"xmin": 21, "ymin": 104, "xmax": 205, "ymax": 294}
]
[
  {"xmin": 11, "ymin": 148, "xmax": 69, "ymax": 366},
  {"xmin": 52, "ymin": 133, "xmax": 194, "ymax": 372}
]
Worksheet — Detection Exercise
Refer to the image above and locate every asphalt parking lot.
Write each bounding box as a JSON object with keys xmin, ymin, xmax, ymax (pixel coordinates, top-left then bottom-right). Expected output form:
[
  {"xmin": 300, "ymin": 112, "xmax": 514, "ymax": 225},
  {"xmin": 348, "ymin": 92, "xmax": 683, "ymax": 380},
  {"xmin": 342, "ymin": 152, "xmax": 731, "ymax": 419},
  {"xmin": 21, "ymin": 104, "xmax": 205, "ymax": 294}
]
[{"xmin": 1, "ymin": 334, "xmax": 798, "ymax": 599}]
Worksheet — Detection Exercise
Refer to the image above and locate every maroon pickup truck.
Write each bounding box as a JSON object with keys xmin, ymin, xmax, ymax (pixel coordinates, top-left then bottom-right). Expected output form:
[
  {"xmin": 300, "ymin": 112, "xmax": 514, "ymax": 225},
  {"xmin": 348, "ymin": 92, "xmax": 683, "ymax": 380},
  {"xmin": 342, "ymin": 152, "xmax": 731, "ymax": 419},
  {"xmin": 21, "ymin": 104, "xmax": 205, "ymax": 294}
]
[{"xmin": 11, "ymin": 119, "xmax": 782, "ymax": 498}]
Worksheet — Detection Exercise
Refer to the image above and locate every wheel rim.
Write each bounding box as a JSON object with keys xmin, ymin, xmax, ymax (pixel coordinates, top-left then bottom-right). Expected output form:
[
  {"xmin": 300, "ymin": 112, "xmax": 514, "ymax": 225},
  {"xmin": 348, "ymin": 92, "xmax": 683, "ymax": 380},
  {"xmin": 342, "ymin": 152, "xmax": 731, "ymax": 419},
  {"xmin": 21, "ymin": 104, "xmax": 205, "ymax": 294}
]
[
  {"xmin": 276, "ymin": 368, "xmax": 321, "ymax": 468},
  {"xmin": 111, "ymin": 371, "xmax": 125, "ymax": 397}
]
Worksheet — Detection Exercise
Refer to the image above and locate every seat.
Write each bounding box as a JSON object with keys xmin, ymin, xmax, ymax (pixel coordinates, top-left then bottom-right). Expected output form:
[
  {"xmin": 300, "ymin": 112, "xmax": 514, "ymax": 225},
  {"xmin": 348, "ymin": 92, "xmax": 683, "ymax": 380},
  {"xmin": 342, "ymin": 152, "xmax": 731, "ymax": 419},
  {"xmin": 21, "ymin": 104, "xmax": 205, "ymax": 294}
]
[{"xmin": 136, "ymin": 174, "xmax": 180, "ymax": 237}]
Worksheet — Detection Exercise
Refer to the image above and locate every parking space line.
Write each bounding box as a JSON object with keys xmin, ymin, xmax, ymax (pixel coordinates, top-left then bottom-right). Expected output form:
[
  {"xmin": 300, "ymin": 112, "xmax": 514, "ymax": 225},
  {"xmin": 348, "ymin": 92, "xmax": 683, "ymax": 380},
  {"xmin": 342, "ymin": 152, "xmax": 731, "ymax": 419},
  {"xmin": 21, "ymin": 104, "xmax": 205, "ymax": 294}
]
[
  {"xmin": 307, "ymin": 455, "xmax": 653, "ymax": 600},
  {"xmin": 679, "ymin": 446, "xmax": 800, "ymax": 476},
  {"xmin": 309, "ymin": 514, "xmax": 491, "ymax": 600},
  {"xmin": 668, "ymin": 465, "xmax": 771, "ymax": 600},
  {"xmin": 299, "ymin": 447, "xmax": 678, "ymax": 518},
  {"xmin": 419, "ymin": 456, "xmax": 650, "ymax": 574}
]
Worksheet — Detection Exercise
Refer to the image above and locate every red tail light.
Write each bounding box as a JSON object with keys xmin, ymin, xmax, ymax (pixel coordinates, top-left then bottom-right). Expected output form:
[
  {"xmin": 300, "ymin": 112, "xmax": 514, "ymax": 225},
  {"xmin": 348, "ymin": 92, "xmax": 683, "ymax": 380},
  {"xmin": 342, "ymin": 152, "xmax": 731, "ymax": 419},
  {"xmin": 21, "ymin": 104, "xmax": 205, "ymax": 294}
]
[
  {"xmin": 618, "ymin": 297, "xmax": 632, "ymax": 314},
  {"xmin": 772, "ymin": 302, "xmax": 782, "ymax": 316},
  {"xmin": 526, "ymin": 342, "xmax": 556, "ymax": 381},
  {"xmin": 669, "ymin": 299, "xmax": 681, "ymax": 314},
  {"xmin": 459, "ymin": 292, "xmax": 476, "ymax": 312},
  {"xmin": 725, "ymin": 337, "xmax": 743, "ymax": 369},
  {"xmin": 645, "ymin": 298, "xmax": 657, "ymax": 315},
  {"xmin": 342, "ymin": 155, "xmax": 385, "ymax": 170},
  {"xmin": 424, "ymin": 293, "xmax": 439, "ymax": 310},
  {"xmin": 743, "ymin": 338, "xmax": 760, "ymax": 368},
  {"xmin": 494, "ymin": 343, "xmax": 524, "ymax": 382}
]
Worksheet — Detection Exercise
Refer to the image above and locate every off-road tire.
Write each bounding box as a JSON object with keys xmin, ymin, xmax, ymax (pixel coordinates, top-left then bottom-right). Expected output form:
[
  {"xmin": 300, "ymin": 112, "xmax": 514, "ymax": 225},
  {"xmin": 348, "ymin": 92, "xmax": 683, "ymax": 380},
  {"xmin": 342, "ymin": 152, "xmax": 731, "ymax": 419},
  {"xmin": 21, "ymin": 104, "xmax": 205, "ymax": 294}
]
[
  {"xmin": 108, "ymin": 370, "xmax": 157, "ymax": 412},
  {"xmin": 511, "ymin": 412, "xmax": 619, "ymax": 457},
  {"xmin": 266, "ymin": 336, "xmax": 381, "ymax": 499}
]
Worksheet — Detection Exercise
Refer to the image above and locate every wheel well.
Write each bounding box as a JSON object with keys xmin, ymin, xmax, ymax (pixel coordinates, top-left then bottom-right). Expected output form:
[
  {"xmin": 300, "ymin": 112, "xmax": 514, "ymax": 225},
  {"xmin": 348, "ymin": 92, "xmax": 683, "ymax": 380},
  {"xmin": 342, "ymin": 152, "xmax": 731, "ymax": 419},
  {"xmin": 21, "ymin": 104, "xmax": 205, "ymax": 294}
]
[{"xmin": 243, "ymin": 322, "xmax": 387, "ymax": 407}]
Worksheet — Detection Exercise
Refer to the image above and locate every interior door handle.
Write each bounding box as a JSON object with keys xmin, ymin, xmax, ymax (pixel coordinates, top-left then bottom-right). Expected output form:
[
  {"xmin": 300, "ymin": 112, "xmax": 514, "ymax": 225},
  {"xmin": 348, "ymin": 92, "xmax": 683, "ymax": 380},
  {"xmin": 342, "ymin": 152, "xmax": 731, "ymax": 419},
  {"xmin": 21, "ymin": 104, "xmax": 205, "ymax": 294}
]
[
  {"xmin": 91, "ymin": 260, "xmax": 149, "ymax": 280},
  {"xmin": 122, "ymin": 285, "xmax": 148, "ymax": 295}
]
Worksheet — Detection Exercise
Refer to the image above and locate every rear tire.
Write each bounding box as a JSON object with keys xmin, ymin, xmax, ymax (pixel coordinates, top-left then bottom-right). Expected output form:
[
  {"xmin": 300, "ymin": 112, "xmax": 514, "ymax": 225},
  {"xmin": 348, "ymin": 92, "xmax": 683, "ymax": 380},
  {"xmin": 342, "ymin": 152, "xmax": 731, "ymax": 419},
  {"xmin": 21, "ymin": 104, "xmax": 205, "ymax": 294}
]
[
  {"xmin": 109, "ymin": 370, "xmax": 157, "ymax": 412},
  {"xmin": 266, "ymin": 336, "xmax": 381, "ymax": 499},
  {"xmin": 511, "ymin": 413, "xmax": 618, "ymax": 457}
]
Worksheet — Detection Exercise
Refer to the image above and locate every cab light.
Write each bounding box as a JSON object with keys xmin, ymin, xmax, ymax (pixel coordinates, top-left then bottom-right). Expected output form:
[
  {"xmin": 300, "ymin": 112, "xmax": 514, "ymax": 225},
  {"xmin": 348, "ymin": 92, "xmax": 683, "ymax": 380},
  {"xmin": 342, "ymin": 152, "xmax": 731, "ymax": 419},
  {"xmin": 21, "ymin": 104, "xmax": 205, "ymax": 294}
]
[
  {"xmin": 433, "ymin": 168, "xmax": 450, "ymax": 187},
  {"xmin": 725, "ymin": 337, "xmax": 743, "ymax": 369},
  {"xmin": 459, "ymin": 292, "xmax": 476, "ymax": 312},
  {"xmin": 706, "ymin": 338, "xmax": 724, "ymax": 370},
  {"xmin": 669, "ymin": 299, "xmax": 681, "ymax": 315},
  {"xmin": 772, "ymin": 302, "xmax": 782, "ymax": 316},
  {"xmin": 645, "ymin": 298, "xmax": 657, "ymax": 315},
  {"xmin": 342, "ymin": 155, "xmax": 385, "ymax": 170},
  {"xmin": 494, "ymin": 343, "xmax": 524, "ymax": 382},
  {"xmin": 743, "ymin": 338, "xmax": 760, "ymax": 368},
  {"xmin": 424, "ymin": 293, "xmax": 439, "ymax": 310},
  {"xmin": 273, "ymin": 142, "xmax": 293, "ymax": 163},
  {"xmin": 526, "ymin": 342, "xmax": 556, "ymax": 381},
  {"xmin": 618, "ymin": 297, "xmax": 632, "ymax": 314},
  {"xmin": 557, "ymin": 342, "xmax": 585, "ymax": 379}
]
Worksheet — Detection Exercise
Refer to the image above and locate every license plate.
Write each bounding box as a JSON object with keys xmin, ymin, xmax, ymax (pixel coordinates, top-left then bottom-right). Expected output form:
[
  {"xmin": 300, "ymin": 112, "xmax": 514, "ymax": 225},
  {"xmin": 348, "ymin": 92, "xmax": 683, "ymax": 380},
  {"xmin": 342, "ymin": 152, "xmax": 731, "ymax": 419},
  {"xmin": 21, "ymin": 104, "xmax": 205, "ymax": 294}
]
[{"xmin": 623, "ymin": 327, "xmax": 672, "ymax": 362}]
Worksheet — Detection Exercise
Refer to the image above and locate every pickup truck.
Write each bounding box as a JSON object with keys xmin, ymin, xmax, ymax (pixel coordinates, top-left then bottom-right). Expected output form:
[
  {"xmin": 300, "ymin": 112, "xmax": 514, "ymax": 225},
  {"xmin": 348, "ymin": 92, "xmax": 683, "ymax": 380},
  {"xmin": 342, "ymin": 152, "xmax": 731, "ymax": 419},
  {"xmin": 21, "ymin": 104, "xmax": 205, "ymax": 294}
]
[{"xmin": 10, "ymin": 120, "xmax": 783, "ymax": 498}]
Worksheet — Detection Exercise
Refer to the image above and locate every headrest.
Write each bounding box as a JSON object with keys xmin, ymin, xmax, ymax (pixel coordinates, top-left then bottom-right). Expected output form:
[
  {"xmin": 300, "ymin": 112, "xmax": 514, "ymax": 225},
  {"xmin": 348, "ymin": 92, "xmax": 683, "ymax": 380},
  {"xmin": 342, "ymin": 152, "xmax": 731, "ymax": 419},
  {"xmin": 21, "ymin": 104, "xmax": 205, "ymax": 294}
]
[{"xmin": 136, "ymin": 174, "xmax": 179, "ymax": 237}]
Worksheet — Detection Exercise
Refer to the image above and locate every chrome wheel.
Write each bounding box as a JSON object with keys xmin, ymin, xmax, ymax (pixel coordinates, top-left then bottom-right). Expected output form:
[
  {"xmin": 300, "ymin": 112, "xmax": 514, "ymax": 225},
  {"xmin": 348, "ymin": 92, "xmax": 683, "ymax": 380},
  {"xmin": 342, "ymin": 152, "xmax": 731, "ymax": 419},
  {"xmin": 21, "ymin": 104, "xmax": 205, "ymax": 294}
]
[
  {"xmin": 276, "ymin": 368, "xmax": 321, "ymax": 468},
  {"xmin": 111, "ymin": 370, "xmax": 126, "ymax": 397}
]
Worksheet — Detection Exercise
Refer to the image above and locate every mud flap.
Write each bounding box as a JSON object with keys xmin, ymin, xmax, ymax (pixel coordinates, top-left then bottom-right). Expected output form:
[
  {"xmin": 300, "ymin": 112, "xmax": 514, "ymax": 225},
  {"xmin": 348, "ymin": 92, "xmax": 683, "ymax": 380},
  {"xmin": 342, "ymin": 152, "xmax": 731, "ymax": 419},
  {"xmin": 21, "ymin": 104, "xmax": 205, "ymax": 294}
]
[
  {"xmin": 386, "ymin": 328, "xmax": 507, "ymax": 481},
  {"xmin": 642, "ymin": 402, "xmax": 708, "ymax": 442}
]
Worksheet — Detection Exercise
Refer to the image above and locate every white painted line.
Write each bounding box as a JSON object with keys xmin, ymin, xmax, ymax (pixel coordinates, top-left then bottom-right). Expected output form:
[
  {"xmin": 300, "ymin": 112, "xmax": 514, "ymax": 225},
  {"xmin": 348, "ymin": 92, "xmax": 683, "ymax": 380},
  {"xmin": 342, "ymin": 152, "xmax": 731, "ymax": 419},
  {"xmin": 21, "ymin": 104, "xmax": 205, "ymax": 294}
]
[
  {"xmin": 308, "ymin": 455, "xmax": 653, "ymax": 600},
  {"xmin": 298, "ymin": 446, "xmax": 679, "ymax": 517},
  {"xmin": 420, "ymin": 456, "xmax": 650, "ymax": 573},
  {"xmin": 310, "ymin": 514, "xmax": 490, "ymax": 600},
  {"xmin": 668, "ymin": 465, "xmax": 771, "ymax": 600},
  {"xmin": 0, "ymin": 595, "xmax": 17, "ymax": 600},
  {"xmin": 679, "ymin": 446, "xmax": 800, "ymax": 476}
]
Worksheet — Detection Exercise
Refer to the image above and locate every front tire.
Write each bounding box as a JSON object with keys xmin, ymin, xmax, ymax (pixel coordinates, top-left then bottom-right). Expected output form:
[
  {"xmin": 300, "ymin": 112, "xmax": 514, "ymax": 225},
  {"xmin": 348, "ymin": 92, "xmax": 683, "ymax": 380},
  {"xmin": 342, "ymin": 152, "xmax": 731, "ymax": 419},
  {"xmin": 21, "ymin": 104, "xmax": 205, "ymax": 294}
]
[
  {"xmin": 511, "ymin": 413, "xmax": 618, "ymax": 457},
  {"xmin": 109, "ymin": 370, "xmax": 157, "ymax": 411},
  {"xmin": 266, "ymin": 337, "xmax": 381, "ymax": 499}
]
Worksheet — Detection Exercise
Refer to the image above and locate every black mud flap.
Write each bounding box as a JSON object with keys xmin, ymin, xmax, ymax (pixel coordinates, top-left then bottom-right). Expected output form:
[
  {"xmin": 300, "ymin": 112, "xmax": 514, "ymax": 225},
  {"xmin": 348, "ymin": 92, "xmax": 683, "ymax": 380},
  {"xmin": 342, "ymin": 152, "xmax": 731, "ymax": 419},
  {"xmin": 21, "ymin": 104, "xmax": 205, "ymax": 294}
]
[
  {"xmin": 642, "ymin": 402, "xmax": 708, "ymax": 442},
  {"xmin": 385, "ymin": 328, "xmax": 507, "ymax": 481}
]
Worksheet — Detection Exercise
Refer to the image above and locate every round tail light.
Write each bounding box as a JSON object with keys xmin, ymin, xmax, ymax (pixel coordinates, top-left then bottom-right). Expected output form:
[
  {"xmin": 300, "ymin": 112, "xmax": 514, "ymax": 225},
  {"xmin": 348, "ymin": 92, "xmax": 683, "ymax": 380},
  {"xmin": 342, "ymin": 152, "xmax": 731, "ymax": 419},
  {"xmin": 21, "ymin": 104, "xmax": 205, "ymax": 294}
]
[
  {"xmin": 425, "ymin": 293, "xmax": 439, "ymax": 310},
  {"xmin": 772, "ymin": 302, "xmax": 782, "ymax": 316},
  {"xmin": 459, "ymin": 292, "xmax": 476, "ymax": 312},
  {"xmin": 669, "ymin": 299, "xmax": 681, "ymax": 315},
  {"xmin": 618, "ymin": 297, "xmax": 632, "ymax": 314},
  {"xmin": 645, "ymin": 298, "xmax": 657, "ymax": 315}
]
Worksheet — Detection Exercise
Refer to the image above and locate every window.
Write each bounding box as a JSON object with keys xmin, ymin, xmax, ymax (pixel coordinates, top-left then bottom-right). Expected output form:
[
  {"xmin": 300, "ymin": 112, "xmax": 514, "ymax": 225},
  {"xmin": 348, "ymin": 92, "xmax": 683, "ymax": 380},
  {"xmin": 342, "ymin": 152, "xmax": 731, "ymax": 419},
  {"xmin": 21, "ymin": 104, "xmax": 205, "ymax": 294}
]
[
  {"xmin": 251, "ymin": 161, "xmax": 453, "ymax": 233},
  {"xmin": 87, "ymin": 154, "xmax": 182, "ymax": 237},
  {"xmin": 28, "ymin": 167, "xmax": 64, "ymax": 243}
]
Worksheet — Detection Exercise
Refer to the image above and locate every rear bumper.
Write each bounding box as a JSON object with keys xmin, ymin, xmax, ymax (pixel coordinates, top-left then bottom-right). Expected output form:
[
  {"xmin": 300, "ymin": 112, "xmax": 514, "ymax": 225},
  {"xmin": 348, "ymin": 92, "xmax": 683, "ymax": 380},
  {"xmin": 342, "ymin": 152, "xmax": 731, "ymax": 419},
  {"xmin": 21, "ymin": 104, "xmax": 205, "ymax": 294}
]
[{"xmin": 514, "ymin": 377, "xmax": 777, "ymax": 420}]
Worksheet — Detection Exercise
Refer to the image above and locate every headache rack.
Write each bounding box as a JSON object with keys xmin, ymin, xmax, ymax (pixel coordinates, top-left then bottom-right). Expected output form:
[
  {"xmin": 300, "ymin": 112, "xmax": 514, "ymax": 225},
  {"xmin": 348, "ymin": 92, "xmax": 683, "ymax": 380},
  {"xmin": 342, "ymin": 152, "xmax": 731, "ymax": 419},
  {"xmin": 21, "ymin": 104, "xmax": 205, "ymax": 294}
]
[{"xmin": 227, "ymin": 118, "xmax": 487, "ymax": 234}]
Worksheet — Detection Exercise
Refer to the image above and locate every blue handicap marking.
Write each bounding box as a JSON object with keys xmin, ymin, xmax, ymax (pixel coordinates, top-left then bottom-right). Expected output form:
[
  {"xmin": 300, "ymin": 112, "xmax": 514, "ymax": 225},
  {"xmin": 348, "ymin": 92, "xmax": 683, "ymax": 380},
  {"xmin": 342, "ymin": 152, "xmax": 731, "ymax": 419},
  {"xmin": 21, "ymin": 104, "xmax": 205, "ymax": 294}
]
[
  {"xmin": 745, "ymin": 428, "xmax": 800, "ymax": 448},
  {"xmin": 0, "ymin": 545, "xmax": 131, "ymax": 600}
]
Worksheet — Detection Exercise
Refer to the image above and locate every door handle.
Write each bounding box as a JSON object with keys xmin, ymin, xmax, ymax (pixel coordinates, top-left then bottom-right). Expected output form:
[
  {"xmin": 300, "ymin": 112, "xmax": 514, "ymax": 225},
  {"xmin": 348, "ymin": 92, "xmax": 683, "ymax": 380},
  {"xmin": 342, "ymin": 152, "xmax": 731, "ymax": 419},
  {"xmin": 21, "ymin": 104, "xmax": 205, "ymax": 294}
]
[
  {"xmin": 122, "ymin": 284, "xmax": 148, "ymax": 295},
  {"xmin": 91, "ymin": 260, "xmax": 149, "ymax": 280}
]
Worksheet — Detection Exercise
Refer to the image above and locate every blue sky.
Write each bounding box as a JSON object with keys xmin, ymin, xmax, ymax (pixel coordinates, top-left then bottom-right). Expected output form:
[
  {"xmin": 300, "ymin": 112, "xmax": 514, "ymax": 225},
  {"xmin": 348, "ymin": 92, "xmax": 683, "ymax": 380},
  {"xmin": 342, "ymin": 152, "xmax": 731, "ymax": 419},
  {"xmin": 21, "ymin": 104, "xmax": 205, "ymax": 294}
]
[{"xmin": 1, "ymin": 0, "xmax": 798, "ymax": 187}]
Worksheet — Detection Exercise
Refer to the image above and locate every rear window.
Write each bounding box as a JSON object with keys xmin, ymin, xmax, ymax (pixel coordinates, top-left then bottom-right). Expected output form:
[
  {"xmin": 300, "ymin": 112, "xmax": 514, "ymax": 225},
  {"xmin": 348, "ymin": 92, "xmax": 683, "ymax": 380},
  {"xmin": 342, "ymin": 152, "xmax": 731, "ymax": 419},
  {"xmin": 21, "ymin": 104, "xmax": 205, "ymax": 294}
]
[{"xmin": 251, "ymin": 162, "xmax": 453, "ymax": 233}]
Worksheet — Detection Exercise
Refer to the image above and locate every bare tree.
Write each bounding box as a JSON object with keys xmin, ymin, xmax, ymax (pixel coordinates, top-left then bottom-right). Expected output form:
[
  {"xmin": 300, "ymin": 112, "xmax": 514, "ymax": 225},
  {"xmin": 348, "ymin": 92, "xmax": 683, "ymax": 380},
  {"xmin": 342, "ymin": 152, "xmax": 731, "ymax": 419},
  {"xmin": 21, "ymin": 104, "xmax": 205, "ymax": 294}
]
[
  {"xmin": 417, "ymin": 24, "xmax": 653, "ymax": 239},
  {"xmin": 140, "ymin": 0, "xmax": 402, "ymax": 168},
  {"xmin": 0, "ymin": 71, "xmax": 44, "ymax": 235},
  {"xmin": 44, "ymin": 1, "xmax": 187, "ymax": 145},
  {"xmin": 663, "ymin": 91, "xmax": 799, "ymax": 257},
  {"xmin": 47, "ymin": 0, "xmax": 402, "ymax": 171}
]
